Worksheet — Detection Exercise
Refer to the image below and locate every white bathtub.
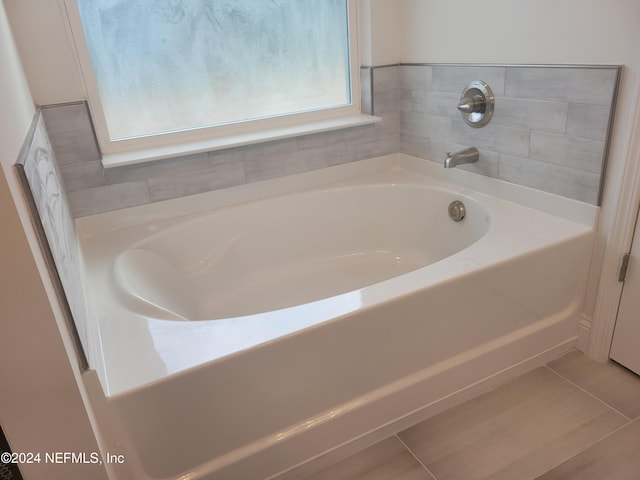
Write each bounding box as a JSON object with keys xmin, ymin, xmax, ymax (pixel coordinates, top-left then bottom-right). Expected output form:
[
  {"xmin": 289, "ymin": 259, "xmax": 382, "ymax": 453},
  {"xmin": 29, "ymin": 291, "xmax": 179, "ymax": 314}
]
[{"xmin": 79, "ymin": 154, "xmax": 596, "ymax": 480}]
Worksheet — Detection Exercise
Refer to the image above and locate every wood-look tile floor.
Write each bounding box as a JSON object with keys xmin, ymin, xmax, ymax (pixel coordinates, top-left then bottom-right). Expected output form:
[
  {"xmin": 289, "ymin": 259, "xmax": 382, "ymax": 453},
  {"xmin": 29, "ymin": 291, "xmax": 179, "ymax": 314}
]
[{"xmin": 302, "ymin": 350, "xmax": 640, "ymax": 480}]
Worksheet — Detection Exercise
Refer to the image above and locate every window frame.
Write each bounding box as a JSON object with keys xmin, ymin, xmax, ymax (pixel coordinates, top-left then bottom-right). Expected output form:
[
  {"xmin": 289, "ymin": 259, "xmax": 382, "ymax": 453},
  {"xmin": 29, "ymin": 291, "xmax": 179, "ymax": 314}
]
[{"xmin": 61, "ymin": 0, "xmax": 364, "ymax": 166}]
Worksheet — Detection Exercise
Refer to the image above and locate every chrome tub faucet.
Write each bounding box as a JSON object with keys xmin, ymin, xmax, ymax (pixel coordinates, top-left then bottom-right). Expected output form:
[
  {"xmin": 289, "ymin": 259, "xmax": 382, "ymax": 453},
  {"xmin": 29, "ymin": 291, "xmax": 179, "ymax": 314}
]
[{"xmin": 444, "ymin": 147, "xmax": 479, "ymax": 168}]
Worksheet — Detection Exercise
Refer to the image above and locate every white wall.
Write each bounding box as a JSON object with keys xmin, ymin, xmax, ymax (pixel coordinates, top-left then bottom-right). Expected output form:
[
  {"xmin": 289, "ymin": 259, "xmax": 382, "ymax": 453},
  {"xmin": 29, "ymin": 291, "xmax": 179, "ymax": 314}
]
[
  {"xmin": 399, "ymin": 0, "xmax": 639, "ymax": 65},
  {"xmin": 0, "ymin": 3, "xmax": 109, "ymax": 478},
  {"xmin": 0, "ymin": 2, "xmax": 33, "ymax": 156},
  {"xmin": 3, "ymin": 0, "xmax": 83, "ymax": 104},
  {"xmin": 368, "ymin": 0, "xmax": 402, "ymax": 65}
]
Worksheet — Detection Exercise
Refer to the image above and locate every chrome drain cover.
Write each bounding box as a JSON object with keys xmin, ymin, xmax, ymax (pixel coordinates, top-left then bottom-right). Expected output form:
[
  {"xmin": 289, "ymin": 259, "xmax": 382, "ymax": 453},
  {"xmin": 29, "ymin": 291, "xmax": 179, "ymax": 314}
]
[{"xmin": 448, "ymin": 200, "xmax": 466, "ymax": 222}]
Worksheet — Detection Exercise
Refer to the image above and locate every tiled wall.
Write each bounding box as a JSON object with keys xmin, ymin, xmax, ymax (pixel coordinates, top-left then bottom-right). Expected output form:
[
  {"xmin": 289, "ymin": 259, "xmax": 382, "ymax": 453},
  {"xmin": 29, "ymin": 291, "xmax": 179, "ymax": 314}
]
[
  {"xmin": 16, "ymin": 110, "xmax": 91, "ymax": 359},
  {"xmin": 400, "ymin": 65, "xmax": 619, "ymax": 204},
  {"xmin": 43, "ymin": 64, "xmax": 619, "ymax": 216},
  {"xmin": 42, "ymin": 67, "xmax": 398, "ymax": 217}
]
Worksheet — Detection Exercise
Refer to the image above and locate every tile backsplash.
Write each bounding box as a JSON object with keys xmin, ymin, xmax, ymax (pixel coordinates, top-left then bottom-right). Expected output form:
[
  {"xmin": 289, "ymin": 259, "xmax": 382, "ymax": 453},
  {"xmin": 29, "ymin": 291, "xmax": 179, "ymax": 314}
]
[
  {"xmin": 400, "ymin": 64, "xmax": 620, "ymax": 204},
  {"xmin": 42, "ymin": 64, "xmax": 619, "ymax": 216}
]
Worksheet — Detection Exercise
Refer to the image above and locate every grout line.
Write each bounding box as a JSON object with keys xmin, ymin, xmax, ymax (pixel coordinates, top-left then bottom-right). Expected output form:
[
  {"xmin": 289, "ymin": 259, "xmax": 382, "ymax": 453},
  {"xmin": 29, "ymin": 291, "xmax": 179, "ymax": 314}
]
[
  {"xmin": 544, "ymin": 365, "xmax": 633, "ymax": 421},
  {"xmin": 534, "ymin": 416, "xmax": 640, "ymax": 476},
  {"xmin": 395, "ymin": 434, "xmax": 438, "ymax": 480},
  {"xmin": 536, "ymin": 361, "xmax": 637, "ymax": 474}
]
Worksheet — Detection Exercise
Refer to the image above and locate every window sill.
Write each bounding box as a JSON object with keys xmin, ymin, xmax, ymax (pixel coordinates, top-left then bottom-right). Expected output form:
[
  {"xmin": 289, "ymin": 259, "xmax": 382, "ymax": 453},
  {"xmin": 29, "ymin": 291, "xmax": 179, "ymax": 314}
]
[{"xmin": 101, "ymin": 114, "xmax": 381, "ymax": 169}]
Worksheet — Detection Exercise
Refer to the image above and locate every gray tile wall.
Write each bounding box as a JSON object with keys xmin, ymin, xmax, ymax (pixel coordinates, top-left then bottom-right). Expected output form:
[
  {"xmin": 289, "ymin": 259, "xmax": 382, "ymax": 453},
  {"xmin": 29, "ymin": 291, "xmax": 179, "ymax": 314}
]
[
  {"xmin": 43, "ymin": 64, "xmax": 619, "ymax": 216},
  {"xmin": 43, "ymin": 66, "xmax": 398, "ymax": 217},
  {"xmin": 400, "ymin": 65, "xmax": 620, "ymax": 204}
]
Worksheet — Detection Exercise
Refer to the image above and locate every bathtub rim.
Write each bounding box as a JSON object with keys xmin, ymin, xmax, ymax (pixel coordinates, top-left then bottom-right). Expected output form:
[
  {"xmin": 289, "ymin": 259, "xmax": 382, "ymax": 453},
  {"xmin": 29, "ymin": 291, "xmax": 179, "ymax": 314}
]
[{"xmin": 75, "ymin": 153, "xmax": 598, "ymax": 236}]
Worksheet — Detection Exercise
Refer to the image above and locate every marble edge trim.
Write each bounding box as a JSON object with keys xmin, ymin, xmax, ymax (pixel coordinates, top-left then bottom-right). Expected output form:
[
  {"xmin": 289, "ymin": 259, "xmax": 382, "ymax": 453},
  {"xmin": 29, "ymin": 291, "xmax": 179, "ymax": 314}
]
[
  {"xmin": 13, "ymin": 162, "xmax": 89, "ymax": 371},
  {"xmin": 598, "ymin": 66, "xmax": 624, "ymax": 205}
]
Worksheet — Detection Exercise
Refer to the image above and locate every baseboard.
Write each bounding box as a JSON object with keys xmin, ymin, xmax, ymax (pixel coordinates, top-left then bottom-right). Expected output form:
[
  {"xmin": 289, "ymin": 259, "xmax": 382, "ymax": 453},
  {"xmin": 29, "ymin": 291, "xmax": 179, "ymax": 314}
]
[{"xmin": 577, "ymin": 314, "xmax": 592, "ymax": 353}]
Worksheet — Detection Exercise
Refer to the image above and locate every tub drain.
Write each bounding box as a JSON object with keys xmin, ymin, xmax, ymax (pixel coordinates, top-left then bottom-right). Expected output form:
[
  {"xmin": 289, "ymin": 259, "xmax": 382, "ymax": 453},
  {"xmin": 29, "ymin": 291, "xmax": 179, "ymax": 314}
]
[{"xmin": 448, "ymin": 200, "xmax": 466, "ymax": 222}]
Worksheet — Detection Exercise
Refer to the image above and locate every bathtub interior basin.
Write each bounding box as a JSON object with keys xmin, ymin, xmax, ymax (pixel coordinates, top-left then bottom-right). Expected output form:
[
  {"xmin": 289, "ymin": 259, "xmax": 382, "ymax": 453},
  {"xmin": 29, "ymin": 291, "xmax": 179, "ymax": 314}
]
[{"xmin": 111, "ymin": 184, "xmax": 490, "ymax": 321}]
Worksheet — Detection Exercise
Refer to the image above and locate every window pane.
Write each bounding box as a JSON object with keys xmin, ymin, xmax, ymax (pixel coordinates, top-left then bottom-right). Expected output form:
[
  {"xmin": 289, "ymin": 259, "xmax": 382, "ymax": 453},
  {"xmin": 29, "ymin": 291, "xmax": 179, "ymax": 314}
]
[{"xmin": 77, "ymin": 0, "xmax": 351, "ymax": 140}]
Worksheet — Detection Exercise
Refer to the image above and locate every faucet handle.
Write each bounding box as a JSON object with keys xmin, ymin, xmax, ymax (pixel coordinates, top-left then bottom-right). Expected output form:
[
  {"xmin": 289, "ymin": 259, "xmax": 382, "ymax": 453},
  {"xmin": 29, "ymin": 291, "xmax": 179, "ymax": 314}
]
[
  {"xmin": 457, "ymin": 96, "xmax": 486, "ymax": 114},
  {"xmin": 457, "ymin": 81, "xmax": 494, "ymax": 128}
]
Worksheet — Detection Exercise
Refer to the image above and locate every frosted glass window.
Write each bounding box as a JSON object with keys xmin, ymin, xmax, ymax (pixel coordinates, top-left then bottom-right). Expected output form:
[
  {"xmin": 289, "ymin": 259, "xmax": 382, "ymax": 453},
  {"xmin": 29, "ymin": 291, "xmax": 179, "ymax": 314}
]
[{"xmin": 76, "ymin": 0, "xmax": 351, "ymax": 141}]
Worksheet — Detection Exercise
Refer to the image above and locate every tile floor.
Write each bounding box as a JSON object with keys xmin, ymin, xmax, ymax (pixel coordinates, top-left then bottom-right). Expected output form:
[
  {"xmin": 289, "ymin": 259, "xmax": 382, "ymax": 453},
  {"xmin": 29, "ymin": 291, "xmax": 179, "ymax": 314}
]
[{"xmin": 302, "ymin": 350, "xmax": 640, "ymax": 480}]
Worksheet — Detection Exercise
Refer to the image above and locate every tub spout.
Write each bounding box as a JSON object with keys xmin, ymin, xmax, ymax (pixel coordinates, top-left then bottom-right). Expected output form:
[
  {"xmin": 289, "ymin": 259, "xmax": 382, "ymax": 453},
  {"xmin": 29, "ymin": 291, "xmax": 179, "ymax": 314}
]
[{"xmin": 444, "ymin": 147, "xmax": 479, "ymax": 168}]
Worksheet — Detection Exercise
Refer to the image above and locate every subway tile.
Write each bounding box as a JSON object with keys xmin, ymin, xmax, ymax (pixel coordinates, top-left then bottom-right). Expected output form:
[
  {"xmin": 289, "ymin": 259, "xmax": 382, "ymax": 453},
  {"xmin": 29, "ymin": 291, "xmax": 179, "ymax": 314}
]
[
  {"xmin": 398, "ymin": 112, "xmax": 426, "ymax": 141},
  {"xmin": 303, "ymin": 436, "xmax": 434, "ymax": 480},
  {"xmin": 296, "ymin": 132, "xmax": 330, "ymax": 152},
  {"xmin": 398, "ymin": 368, "xmax": 626, "ymax": 480},
  {"xmin": 340, "ymin": 124, "xmax": 375, "ymax": 143},
  {"xmin": 492, "ymin": 97, "xmax": 569, "ymax": 133},
  {"xmin": 412, "ymin": 91, "xmax": 460, "ymax": 118},
  {"xmin": 432, "ymin": 66, "xmax": 506, "ymax": 95},
  {"xmin": 104, "ymin": 152, "xmax": 212, "ymax": 184},
  {"xmin": 373, "ymin": 68, "xmax": 400, "ymax": 115},
  {"xmin": 324, "ymin": 146, "xmax": 352, "ymax": 167},
  {"xmin": 399, "ymin": 65, "xmax": 432, "ymax": 91},
  {"xmin": 242, "ymin": 138, "xmax": 299, "ymax": 182},
  {"xmin": 373, "ymin": 66, "xmax": 400, "ymax": 93},
  {"xmin": 328, "ymin": 130, "xmax": 398, "ymax": 167},
  {"xmin": 326, "ymin": 142, "xmax": 358, "ymax": 167},
  {"xmin": 548, "ymin": 350, "xmax": 640, "ymax": 420},
  {"xmin": 368, "ymin": 130, "xmax": 400, "ymax": 157},
  {"xmin": 505, "ymin": 67, "xmax": 618, "ymax": 105},
  {"xmin": 148, "ymin": 155, "xmax": 246, "ymax": 201},
  {"xmin": 375, "ymin": 112, "xmax": 401, "ymax": 136},
  {"xmin": 530, "ymin": 131, "xmax": 605, "ymax": 173},
  {"xmin": 344, "ymin": 122, "xmax": 387, "ymax": 144},
  {"xmin": 68, "ymin": 180, "xmax": 151, "ymax": 217},
  {"xmin": 42, "ymin": 103, "xmax": 94, "ymax": 138},
  {"xmin": 499, "ymin": 154, "xmax": 600, "ymax": 204},
  {"xmin": 427, "ymin": 115, "xmax": 456, "ymax": 141},
  {"xmin": 400, "ymin": 132, "xmax": 431, "ymax": 160},
  {"xmin": 296, "ymin": 129, "xmax": 343, "ymax": 150},
  {"xmin": 451, "ymin": 119, "xmax": 530, "ymax": 157},
  {"xmin": 50, "ymin": 134, "xmax": 101, "ymax": 166},
  {"xmin": 285, "ymin": 145, "xmax": 329, "ymax": 175},
  {"xmin": 243, "ymin": 155, "xmax": 290, "ymax": 183},
  {"xmin": 401, "ymin": 112, "xmax": 453, "ymax": 142},
  {"xmin": 566, "ymin": 103, "xmax": 611, "ymax": 141},
  {"xmin": 398, "ymin": 89, "xmax": 414, "ymax": 113},
  {"xmin": 60, "ymin": 161, "xmax": 105, "ymax": 192},
  {"xmin": 373, "ymin": 89, "xmax": 400, "ymax": 115}
]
